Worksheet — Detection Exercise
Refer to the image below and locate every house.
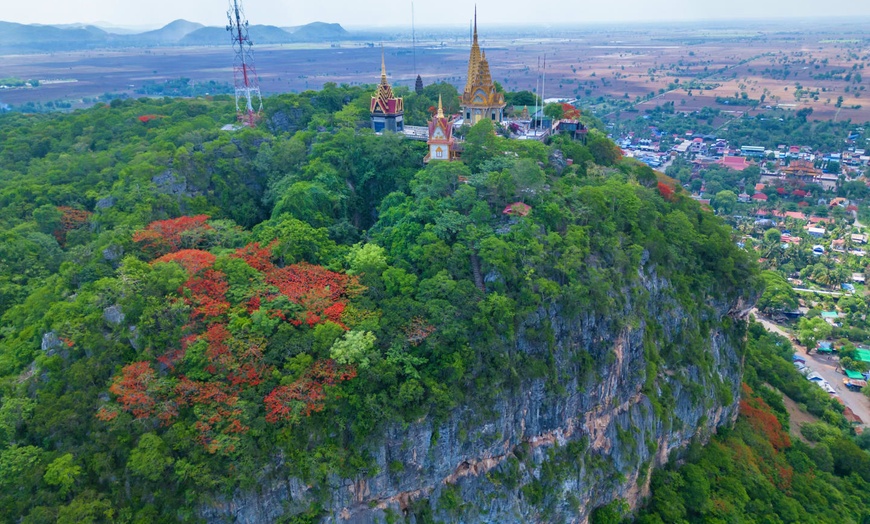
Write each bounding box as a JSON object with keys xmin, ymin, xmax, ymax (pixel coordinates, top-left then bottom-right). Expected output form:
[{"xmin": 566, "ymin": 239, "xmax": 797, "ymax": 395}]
[
  {"xmin": 832, "ymin": 239, "xmax": 846, "ymax": 252},
  {"xmin": 755, "ymin": 183, "xmax": 766, "ymax": 192},
  {"xmin": 738, "ymin": 193, "xmax": 751, "ymax": 203},
  {"xmin": 852, "ymin": 234, "xmax": 868, "ymax": 244},
  {"xmin": 854, "ymin": 273, "xmax": 867, "ymax": 284},
  {"xmin": 807, "ymin": 227, "xmax": 826, "ymax": 238},
  {"xmin": 752, "ymin": 193, "xmax": 769, "ymax": 202}
]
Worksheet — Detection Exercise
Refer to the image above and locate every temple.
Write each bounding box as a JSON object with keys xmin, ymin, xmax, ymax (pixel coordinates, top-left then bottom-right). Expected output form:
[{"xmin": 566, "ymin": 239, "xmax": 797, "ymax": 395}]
[
  {"xmin": 371, "ymin": 49, "xmax": 404, "ymax": 133},
  {"xmin": 425, "ymin": 95, "xmax": 458, "ymax": 163},
  {"xmin": 459, "ymin": 8, "xmax": 506, "ymax": 125}
]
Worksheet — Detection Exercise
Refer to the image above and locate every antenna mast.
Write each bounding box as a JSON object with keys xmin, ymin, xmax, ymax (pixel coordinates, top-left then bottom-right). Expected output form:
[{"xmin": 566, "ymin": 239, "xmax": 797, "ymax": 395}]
[
  {"xmin": 412, "ymin": 2, "xmax": 417, "ymax": 75},
  {"xmin": 226, "ymin": 0, "xmax": 263, "ymax": 127}
]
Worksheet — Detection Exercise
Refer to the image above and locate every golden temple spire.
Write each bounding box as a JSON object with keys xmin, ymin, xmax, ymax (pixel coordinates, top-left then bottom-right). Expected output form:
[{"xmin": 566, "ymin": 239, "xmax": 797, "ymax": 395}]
[
  {"xmin": 473, "ymin": 5, "xmax": 478, "ymax": 44},
  {"xmin": 380, "ymin": 45, "xmax": 388, "ymax": 85},
  {"xmin": 437, "ymin": 94, "xmax": 444, "ymax": 118}
]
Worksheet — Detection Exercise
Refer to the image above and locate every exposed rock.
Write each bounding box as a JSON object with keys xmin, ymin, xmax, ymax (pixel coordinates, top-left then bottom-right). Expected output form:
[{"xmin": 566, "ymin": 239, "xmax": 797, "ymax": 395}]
[
  {"xmin": 128, "ymin": 326, "xmax": 141, "ymax": 351},
  {"xmin": 95, "ymin": 196, "xmax": 116, "ymax": 209},
  {"xmin": 102, "ymin": 245, "xmax": 124, "ymax": 262},
  {"xmin": 103, "ymin": 305, "xmax": 125, "ymax": 326},
  {"xmin": 199, "ymin": 262, "xmax": 753, "ymax": 524},
  {"xmin": 41, "ymin": 332, "xmax": 63, "ymax": 354},
  {"xmin": 152, "ymin": 170, "xmax": 189, "ymax": 196},
  {"xmin": 549, "ymin": 149, "xmax": 568, "ymax": 175}
]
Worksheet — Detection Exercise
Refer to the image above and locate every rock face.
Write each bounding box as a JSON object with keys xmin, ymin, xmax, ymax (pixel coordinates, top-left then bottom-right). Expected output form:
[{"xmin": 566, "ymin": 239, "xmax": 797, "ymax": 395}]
[{"xmin": 200, "ymin": 268, "xmax": 753, "ymax": 524}]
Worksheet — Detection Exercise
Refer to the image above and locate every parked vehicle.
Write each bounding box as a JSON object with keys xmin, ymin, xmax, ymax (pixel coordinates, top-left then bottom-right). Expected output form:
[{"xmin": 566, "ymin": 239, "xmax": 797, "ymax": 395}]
[{"xmin": 843, "ymin": 378, "xmax": 867, "ymax": 391}]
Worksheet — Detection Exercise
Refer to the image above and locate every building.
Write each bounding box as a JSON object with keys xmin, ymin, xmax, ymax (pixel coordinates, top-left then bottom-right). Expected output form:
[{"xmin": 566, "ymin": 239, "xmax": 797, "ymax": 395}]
[
  {"xmin": 459, "ymin": 8, "xmax": 506, "ymax": 125},
  {"xmin": 424, "ymin": 96, "xmax": 458, "ymax": 163},
  {"xmin": 741, "ymin": 145, "xmax": 766, "ymax": 158},
  {"xmin": 370, "ymin": 50, "xmax": 404, "ymax": 133},
  {"xmin": 717, "ymin": 156, "xmax": 753, "ymax": 172}
]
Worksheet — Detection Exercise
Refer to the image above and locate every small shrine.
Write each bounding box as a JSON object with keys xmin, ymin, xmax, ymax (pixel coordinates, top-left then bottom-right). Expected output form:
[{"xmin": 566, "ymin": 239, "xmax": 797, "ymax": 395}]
[
  {"xmin": 371, "ymin": 49, "xmax": 404, "ymax": 133},
  {"xmin": 425, "ymin": 95, "xmax": 458, "ymax": 163}
]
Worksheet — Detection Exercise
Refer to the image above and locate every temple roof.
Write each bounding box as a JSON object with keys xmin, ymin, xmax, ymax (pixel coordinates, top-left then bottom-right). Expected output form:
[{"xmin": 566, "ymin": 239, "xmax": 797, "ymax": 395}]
[
  {"xmin": 371, "ymin": 48, "xmax": 403, "ymax": 116},
  {"xmin": 428, "ymin": 95, "xmax": 454, "ymax": 142},
  {"xmin": 460, "ymin": 8, "xmax": 505, "ymax": 110}
]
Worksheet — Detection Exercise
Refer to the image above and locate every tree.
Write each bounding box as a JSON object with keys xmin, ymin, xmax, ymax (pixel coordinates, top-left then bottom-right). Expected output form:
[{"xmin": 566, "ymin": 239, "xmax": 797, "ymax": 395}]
[
  {"xmin": 330, "ymin": 330, "xmax": 377, "ymax": 369},
  {"xmin": 764, "ymin": 228, "xmax": 782, "ymax": 245},
  {"xmin": 757, "ymin": 271, "xmax": 798, "ymax": 314},
  {"xmin": 797, "ymin": 317, "xmax": 832, "ymax": 352},
  {"xmin": 712, "ymin": 190, "xmax": 738, "ymax": 214},
  {"xmin": 44, "ymin": 453, "xmax": 81, "ymax": 498},
  {"xmin": 544, "ymin": 102, "xmax": 565, "ymax": 121},
  {"xmin": 128, "ymin": 433, "xmax": 174, "ymax": 482}
]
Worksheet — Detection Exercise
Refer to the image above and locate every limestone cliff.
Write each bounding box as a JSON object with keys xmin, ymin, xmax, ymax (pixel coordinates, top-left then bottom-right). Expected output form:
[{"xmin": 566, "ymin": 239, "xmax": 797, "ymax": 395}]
[{"xmin": 200, "ymin": 264, "xmax": 755, "ymax": 523}]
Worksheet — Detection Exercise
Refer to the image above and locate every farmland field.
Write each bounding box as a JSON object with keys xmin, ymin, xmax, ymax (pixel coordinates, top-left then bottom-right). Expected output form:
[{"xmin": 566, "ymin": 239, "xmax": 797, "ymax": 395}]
[{"xmin": 2, "ymin": 18, "xmax": 869, "ymax": 122}]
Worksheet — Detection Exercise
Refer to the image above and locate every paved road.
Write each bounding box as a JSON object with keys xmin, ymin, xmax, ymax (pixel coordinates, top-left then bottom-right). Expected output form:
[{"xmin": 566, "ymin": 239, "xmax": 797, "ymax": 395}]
[
  {"xmin": 754, "ymin": 312, "xmax": 870, "ymax": 428},
  {"xmin": 792, "ymin": 288, "xmax": 845, "ymax": 297}
]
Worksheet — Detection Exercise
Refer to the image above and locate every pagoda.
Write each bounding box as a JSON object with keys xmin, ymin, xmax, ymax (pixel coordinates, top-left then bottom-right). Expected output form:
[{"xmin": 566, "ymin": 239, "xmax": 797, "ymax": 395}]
[
  {"xmin": 371, "ymin": 49, "xmax": 404, "ymax": 133},
  {"xmin": 425, "ymin": 95, "xmax": 457, "ymax": 163},
  {"xmin": 460, "ymin": 8, "xmax": 506, "ymax": 125}
]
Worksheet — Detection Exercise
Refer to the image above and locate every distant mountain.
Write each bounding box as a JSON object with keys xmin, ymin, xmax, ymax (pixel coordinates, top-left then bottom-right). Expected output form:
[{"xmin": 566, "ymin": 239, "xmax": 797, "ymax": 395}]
[
  {"xmin": 180, "ymin": 25, "xmax": 295, "ymax": 46},
  {"xmin": 0, "ymin": 21, "xmax": 105, "ymax": 52},
  {"xmin": 0, "ymin": 19, "xmax": 352, "ymax": 53},
  {"xmin": 286, "ymin": 22, "xmax": 348, "ymax": 41},
  {"xmin": 134, "ymin": 19, "xmax": 204, "ymax": 44}
]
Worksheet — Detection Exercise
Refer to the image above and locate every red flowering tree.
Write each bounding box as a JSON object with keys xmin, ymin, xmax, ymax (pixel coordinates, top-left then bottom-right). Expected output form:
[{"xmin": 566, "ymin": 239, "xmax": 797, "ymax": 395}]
[
  {"xmin": 101, "ymin": 237, "xmax": 363, "ymax": 454},
  {"xmin": 153, "ymin": 249, "xmax": 216, "ymax": 274},
  {"xmin": 658, "ymin": 182, "xmax": 675, "ymax": 201},
  {"xmin": 133, "ymin": 215, "xmax": 212, "ymax": 257},
  {"xmin": 54, "ymin": 206, "xmax": 93, "ymax": 245},
  {"xmin": 264, "ymin": 360, "xmax": 357, "ymax": 424}
]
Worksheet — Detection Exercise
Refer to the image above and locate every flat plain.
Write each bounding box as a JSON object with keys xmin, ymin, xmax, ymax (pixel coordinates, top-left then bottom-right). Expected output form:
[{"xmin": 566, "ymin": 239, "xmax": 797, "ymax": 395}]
[{"xmin": 2, "ymin": 19, "xmax": 869, "ymax": 122}]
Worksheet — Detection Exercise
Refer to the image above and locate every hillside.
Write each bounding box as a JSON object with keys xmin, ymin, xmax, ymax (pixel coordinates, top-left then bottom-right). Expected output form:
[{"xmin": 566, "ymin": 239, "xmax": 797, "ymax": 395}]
[{"xmin": 2, "ymin": 84, "xmax": 864, "ymax": 524}]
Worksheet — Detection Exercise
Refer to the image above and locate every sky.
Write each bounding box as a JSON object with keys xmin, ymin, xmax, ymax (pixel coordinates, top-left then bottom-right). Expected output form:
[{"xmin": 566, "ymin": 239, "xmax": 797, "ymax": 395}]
[{"xmin": 6, "ymin": 0, "xmax": 870, "ymax": 29}]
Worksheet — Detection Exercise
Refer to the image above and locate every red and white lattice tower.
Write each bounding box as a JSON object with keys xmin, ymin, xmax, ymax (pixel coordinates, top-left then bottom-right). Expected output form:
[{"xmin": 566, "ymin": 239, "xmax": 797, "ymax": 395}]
[{"xmin": 226, "ymin": 0, "xmax": 263, "ymax": 126}]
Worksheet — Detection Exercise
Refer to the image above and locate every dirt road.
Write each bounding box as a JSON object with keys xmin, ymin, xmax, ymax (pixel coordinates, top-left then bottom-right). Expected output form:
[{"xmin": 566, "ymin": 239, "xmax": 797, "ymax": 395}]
[{"xmin": 754, "ymin": 313, "xmax": 870, "ymax": 428}]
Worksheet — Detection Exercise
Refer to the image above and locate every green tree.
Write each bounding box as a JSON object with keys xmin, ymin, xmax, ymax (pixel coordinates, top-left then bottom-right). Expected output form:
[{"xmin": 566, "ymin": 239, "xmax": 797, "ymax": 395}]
[
  {"xmin": 127, "ymin": 434, "xmax": 173, "ymax": 482},
  {"xmin": 44, "ymin": 453, "xmax": 81, "ymax": 497},
  {"xmin": 712, "ymin": 190, "xmax": 738, "ymax": 214},
  {"xmin": 797, "ymin": 316, "xmax": 832, "ymax": 351},
  {"xmin": 757, "ymin": 271, "xmax": 798, "ymax": 313},
  {"xmin": 330, "ymin": 330, "xmax": 377, "ymax": 369}
]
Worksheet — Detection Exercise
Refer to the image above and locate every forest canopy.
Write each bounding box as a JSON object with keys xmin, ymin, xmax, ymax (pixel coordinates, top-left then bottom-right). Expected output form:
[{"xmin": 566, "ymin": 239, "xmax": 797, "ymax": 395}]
[{"xmin": 0, "ymin": 86, "xmax": 761, "ymax": 522}]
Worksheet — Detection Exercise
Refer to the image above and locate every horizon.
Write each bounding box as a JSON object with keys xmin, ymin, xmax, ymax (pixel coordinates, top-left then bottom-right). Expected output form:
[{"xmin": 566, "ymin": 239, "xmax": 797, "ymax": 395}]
[
  {"xmin": 8, "ymin": 14, "xmax": 870, "ymax": 33},
  {"xmin": 4, "ymin": 0, "xmax": 870, "ymax": 30}
]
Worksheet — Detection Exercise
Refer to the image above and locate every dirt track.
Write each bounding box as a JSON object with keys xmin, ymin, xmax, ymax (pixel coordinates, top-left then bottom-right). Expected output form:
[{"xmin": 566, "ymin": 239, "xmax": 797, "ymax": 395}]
[{"xmin": 755, "ymin": 313, "xmax": 870, "ymax": 428}]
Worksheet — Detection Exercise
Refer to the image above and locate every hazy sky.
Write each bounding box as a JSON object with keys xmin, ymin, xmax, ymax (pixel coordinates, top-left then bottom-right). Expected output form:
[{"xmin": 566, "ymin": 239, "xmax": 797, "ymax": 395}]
[{"xmin": 7, "ymin": 0, "xmax": 870, "ymax": 28}]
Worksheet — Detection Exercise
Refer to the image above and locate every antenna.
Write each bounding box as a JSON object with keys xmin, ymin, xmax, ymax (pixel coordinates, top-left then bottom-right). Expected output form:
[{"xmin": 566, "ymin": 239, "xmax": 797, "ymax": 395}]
[
  {"xmin": 541, "ymin": 54, "xmax": 547, "ymax": 131},
  {"xmin": 411, "ymin": 2, "xmax": 417, "ymax": 75},
  {"xmin": 226, "ymin": 0, "xmax": 263, "ymax": 127},
  {"xmin": 534, "ymin": 56, "xmax": 540, "ymax": 131}
]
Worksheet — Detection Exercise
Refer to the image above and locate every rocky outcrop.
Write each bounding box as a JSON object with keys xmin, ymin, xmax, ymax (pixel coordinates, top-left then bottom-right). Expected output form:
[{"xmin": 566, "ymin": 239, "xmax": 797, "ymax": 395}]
[{"xmin": 200, "ymin": 266, "xmax": 752, "ymax": 524}]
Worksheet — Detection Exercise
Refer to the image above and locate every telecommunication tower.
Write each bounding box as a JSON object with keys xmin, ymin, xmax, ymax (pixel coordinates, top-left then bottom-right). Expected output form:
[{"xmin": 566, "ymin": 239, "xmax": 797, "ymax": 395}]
[{"xmin": 226, "ymin": 0, "xmax": 263, "ymax": 126}]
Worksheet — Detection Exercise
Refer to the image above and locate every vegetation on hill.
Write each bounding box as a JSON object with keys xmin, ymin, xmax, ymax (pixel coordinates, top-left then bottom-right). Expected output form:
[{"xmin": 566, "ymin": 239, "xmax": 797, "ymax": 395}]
[
  {"xmin": 0, "ymin": 83, "xmax": 821, "ymax": 523},
  {"xmin": 634, "ymin": 324, "xmax": 870, "ymax": 524}
]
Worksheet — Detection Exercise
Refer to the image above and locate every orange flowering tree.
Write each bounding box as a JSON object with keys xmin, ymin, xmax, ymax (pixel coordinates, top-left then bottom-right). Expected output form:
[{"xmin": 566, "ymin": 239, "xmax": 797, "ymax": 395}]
[{"xmin": 100, "ymin": 218, "xmax": 364, "ymax": 454}]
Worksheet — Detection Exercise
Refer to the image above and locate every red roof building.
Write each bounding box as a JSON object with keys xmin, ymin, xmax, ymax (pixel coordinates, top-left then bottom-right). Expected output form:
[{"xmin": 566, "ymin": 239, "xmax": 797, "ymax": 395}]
[
  {"xmin": 717, "ymin": 156, "xmax": 753, "ymax": 172},
  {"xmin": 752, "ymin": 193, "xmax": 769, "ymax": 202},
  {"xmin": 503, "ymin": 202, "xmax": 532, "ymax": 217}
]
